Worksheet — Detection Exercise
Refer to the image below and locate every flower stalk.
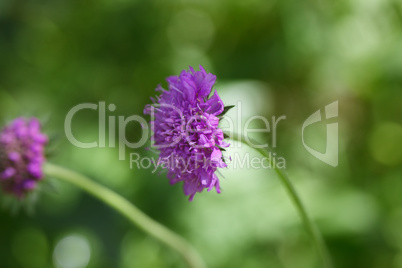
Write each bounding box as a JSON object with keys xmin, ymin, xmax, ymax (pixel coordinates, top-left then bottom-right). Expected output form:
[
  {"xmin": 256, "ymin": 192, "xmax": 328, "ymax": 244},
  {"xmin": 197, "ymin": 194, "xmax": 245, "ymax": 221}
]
[
  {"xmin": 228, "ymin": 132, "xmax": 332, "ymax": 268},
  {"xmin": 44, "ymin": 163, "xmax": 206, "ymax": 268}
]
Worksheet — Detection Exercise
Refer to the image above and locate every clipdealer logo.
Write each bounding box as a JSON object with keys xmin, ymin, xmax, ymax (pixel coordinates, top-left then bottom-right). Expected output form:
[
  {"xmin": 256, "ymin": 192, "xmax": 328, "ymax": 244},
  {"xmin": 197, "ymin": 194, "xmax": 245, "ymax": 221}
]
[
  {"xmin": 63, "ymin": 100, "xmax": 339, "ymax": 168},
  {"xmin": 302, "ymin": 101, "xmax": 338, "ymax": 167}
]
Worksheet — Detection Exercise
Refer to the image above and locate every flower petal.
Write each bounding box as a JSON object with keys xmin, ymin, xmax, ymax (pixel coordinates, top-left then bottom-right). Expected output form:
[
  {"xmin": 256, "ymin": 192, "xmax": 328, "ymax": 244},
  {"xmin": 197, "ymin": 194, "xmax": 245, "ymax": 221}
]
[{"xmin": 204, "ymin": 90, "xmax": 224, "ymax": 115}]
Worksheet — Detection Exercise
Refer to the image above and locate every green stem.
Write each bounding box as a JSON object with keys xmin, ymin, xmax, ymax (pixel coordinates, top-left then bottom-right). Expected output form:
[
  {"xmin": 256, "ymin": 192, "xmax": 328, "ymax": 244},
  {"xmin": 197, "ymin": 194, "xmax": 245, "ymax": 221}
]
[
  {"xmin": 44, "ymin": 163, "xmax": 206, "ymax": 268},
  {"xmin": 229, "ymin": 133, "xmax": 332, "ymax": 268}
]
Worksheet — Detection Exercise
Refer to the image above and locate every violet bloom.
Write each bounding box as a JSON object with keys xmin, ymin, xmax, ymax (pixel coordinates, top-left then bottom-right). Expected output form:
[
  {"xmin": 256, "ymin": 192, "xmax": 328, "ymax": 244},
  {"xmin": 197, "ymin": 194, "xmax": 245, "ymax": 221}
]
[
  {"xmin": 144, "ymin": 66, "xmax": 231, "ymax": 201},
  {"xmin": 0, "ymin": 118, "xmax": 48, "ymax": 197}
]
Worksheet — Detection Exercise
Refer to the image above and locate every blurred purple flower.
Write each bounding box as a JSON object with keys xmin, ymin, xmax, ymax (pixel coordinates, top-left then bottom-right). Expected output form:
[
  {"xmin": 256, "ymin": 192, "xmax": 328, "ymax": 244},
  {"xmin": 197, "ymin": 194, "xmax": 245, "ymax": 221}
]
[
  {"xmin": 0, "ymin": 118, "xmax": 48, "ymax": 197},
  {"xmin": 144, "ymin": 66, "xmax": 231, "ymax": 201}
]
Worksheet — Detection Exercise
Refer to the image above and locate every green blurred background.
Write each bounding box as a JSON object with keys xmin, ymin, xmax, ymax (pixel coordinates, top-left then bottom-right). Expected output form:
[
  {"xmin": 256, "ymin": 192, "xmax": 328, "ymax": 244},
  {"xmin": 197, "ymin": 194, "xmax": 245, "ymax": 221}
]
[{"xmin": 1, "ymin": 0, "xmax": 402, "ymax": 267}]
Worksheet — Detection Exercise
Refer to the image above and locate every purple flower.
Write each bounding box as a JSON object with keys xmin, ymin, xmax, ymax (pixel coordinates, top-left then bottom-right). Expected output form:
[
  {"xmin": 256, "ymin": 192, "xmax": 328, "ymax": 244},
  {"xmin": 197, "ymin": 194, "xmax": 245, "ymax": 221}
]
[
  {"xmin": 144, "ymin": 66, "xmax": 231, "ymax": 201},
  {"xmin": 0, "ymin": 118, "xmax": 48, "ymax": 197}
]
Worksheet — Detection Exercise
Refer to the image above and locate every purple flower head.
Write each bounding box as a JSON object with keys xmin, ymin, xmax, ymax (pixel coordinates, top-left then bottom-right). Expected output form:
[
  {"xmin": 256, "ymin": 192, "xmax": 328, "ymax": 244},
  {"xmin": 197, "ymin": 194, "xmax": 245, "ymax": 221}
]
[
  {"xmin": 144, "ymin": 66, "xmax": 231, "ymax": 201},
  {"xmin": 0, "ymin": 117, "xmax": 48, "ymax": 197}
]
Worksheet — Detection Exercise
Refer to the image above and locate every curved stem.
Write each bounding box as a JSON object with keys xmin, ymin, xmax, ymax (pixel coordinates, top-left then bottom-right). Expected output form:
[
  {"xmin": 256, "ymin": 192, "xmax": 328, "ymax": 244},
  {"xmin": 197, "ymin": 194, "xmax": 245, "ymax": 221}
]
[
  {"xmin": 228, "ymin": 133, "xmax": 332, "ymax": 268},
  {"xmin": 44, "ymin": 163, "xmax": 206, "ymax": 268}
]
